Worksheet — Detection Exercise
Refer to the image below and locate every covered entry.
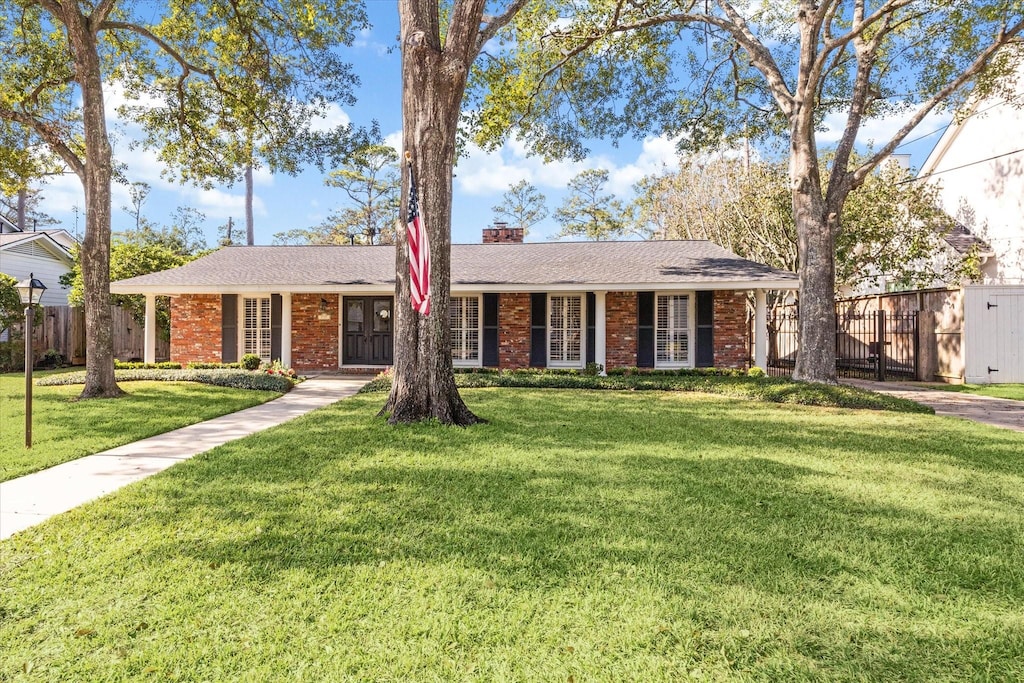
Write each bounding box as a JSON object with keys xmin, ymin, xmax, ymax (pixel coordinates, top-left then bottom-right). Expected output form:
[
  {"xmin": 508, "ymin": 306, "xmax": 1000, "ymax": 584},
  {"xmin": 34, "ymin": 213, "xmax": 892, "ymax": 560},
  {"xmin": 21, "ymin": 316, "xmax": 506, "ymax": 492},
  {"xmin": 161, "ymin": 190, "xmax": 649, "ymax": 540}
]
[{"xmin": 342, "ymin": 296, "xmax": 393, "ymax": 366}]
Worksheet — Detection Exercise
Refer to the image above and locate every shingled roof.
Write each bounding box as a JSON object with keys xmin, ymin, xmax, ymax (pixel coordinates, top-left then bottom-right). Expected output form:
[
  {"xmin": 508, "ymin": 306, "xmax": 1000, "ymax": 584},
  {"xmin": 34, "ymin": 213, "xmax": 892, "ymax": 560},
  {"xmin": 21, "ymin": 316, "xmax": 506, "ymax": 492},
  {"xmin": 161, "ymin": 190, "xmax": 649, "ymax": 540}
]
[{"xmin": 111, "ymin": 240, "xmax": 797, "ymax": 294}]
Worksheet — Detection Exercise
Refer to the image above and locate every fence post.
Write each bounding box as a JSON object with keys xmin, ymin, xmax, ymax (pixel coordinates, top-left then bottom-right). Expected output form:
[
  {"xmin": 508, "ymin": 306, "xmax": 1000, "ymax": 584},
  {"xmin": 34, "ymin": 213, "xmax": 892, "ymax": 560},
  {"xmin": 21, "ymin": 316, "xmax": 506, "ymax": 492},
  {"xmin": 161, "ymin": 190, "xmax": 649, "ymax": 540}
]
[{"xmin": 875, "ymin": 311, "xmax": 886, "ymax": 381}]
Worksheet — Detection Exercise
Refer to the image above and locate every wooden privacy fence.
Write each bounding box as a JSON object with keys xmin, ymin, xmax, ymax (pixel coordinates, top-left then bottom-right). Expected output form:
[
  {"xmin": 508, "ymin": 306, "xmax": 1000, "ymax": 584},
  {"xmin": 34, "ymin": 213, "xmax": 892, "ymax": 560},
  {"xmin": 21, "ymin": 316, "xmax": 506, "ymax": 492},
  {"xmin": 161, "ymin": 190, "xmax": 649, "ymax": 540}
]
[{"xmin": 27, "ymin": 305, "xmax": 169, "ymax": 364}]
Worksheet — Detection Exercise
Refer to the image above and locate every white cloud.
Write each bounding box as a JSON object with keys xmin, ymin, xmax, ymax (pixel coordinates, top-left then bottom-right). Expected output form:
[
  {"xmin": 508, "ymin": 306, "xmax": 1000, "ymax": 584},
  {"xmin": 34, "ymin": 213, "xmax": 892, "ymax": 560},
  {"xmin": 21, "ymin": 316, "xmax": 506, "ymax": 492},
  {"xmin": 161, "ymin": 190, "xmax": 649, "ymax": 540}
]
[
  {"xmin": 189, "ymin": 188, "xmax": 266, "ymax": 220},
  {"xmin": 454, "ymin": 133, "xmax": 683, "ymax": 197},
  {"xmin": 308, "ymin": 103, "xmax": 352, "ymax": 133},
  {"xmin": 817, "ymin": 106, "xmax": 953, "ymax": 149}
]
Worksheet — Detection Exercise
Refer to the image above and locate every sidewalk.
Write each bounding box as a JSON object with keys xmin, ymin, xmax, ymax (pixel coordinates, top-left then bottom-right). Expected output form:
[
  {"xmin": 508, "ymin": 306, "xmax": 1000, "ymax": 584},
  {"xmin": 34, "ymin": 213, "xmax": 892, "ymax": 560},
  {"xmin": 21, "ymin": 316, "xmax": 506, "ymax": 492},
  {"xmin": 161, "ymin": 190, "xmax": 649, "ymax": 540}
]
[
  {"xmin": 0, "ymin": 375, "xmax": 369, "ymax": 541},
  {"xmin": 842, "ymin": 379, "xmax": 1024, "ymax": 433}
]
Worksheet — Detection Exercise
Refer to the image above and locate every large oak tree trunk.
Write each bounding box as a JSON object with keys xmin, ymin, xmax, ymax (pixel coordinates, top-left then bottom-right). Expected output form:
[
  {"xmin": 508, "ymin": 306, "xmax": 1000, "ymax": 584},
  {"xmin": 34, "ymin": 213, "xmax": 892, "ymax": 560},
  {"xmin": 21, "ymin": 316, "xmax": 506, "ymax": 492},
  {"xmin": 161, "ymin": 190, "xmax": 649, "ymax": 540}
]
[
  {"xmin": 790, "ymin": 139, "xmax": 838, "ymax": 384},
  {"xmin": 67, "ymin": 11, "xmax": 122, "ymax": 398},
  {"xmin": 381, "ymin": 2, "xmax": 480, "ymax": 425}
]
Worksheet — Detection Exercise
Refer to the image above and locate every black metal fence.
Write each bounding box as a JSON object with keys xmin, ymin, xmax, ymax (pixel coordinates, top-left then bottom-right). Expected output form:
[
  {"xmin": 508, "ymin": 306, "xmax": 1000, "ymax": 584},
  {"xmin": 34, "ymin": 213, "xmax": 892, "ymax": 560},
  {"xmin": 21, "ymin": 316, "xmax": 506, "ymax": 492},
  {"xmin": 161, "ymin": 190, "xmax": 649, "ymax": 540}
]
[{"xmin": 766, "ymin": 308, "xmax": 919, "ymax": 381}]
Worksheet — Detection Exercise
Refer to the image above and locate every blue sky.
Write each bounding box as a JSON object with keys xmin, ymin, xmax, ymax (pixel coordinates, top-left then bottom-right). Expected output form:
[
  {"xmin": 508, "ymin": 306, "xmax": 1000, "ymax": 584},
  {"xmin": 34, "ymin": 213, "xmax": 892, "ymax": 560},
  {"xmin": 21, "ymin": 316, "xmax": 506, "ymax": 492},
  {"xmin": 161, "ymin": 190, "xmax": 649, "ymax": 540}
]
[{"xmin": 32, "ymin": 4, "xmax": 952, "ymax": 248}]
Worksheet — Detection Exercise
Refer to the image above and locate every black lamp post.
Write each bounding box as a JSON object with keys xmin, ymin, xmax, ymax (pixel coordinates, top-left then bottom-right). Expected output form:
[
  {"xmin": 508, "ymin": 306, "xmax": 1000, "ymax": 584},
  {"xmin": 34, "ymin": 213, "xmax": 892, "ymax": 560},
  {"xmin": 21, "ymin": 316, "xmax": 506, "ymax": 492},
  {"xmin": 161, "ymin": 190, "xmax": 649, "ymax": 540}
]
[{"xmin": 15, "ymin": 273, "xmax": 46, "ymax": 449}]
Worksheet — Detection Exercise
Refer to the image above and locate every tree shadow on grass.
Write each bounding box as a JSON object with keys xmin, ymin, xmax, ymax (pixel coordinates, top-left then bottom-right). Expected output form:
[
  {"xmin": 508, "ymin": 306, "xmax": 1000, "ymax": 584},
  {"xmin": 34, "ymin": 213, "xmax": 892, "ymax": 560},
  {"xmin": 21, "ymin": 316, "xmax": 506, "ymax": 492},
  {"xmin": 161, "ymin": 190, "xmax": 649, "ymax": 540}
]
[{"xmin": 11, "ymin": 390, "xmax": 1023, "ymax": 680}]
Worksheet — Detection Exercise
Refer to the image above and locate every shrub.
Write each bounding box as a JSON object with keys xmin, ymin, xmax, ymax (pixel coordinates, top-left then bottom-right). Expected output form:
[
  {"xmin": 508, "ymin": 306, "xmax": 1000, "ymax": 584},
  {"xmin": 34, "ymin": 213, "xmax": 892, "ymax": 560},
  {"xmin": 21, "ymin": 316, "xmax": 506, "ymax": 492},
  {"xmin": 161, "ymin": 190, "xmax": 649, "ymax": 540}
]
[
  {"xmin": 38, "ymin": 349, "xmax": 67, "ymax": 369},
  {"xmin": 37, "ymin": 368, "xmax": 294, "ymax": 393},
  {"xmin": 241, "ymin": 354, "xmax": 262, "ymax": 371},
  {"xmin": 187, "ymin": 362, "xmax": 242, "ymax": 370},
  {"xmin": 359, "ymin": 369, "xmax": 931, "ymax": 413},
  {"xmin": 747, "ymin": 366, "xmax": 766, "ymax": 378},
  {"xmin": 114, "ymin": 361, "xmax": 183, "ymax": 370},
  {"xmin": 0, "ymin": 340, "xmax": 25, "ymax": 372}
]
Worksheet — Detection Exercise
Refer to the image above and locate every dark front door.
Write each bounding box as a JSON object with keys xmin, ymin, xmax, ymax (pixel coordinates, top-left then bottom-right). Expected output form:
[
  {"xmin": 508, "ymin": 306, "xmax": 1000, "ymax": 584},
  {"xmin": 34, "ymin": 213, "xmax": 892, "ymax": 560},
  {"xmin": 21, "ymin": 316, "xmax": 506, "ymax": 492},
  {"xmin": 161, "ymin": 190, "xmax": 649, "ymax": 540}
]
[{"xmin": 343, "ymin": 297, "xmax": 393, "ymax": 365}]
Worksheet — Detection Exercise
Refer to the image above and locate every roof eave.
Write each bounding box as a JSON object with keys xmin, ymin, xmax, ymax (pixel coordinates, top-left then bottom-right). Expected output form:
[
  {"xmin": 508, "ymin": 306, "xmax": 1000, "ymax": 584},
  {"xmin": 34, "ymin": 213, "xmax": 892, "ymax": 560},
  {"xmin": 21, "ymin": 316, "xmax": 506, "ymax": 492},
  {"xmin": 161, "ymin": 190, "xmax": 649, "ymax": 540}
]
[{"xmin": 111, "ymin": 278, "xmax": 798, "ymax": 296}]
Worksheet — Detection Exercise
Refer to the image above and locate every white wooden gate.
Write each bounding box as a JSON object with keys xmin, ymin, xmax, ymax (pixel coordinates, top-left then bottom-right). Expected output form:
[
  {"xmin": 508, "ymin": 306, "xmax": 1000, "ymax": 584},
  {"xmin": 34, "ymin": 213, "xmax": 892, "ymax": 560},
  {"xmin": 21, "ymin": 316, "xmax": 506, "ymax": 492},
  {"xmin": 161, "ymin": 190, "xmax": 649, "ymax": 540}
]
[{"xmin": 964, "ymin": 286, "xmax": 1024, "ymax": 384}]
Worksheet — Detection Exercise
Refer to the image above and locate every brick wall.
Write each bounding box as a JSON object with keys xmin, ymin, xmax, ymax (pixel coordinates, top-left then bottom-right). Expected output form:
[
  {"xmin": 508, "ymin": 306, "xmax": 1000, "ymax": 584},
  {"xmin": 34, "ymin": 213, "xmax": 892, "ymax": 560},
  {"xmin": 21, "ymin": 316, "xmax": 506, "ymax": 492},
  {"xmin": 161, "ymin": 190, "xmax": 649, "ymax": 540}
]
[
  {"xmin": 170, "ymin": 294, "xmax": 222, "ymax": 364},
  {"xmin": 498, "ymin": 292, "xmax": 531, "ymax": 368},
  {"xmin": 713, "ymin": 290, "xmax": 748, "ymax": 369},
  {"xmin": 292, "ymin": 294, "xmax": 339, "ymax": 370},
  {"xmin": 482, "ymin": 225, "xmax": 524, "ymax": 243},
  {"xmin": 606, "ymin": 291, "xmax": 637, "ymax": 369}
]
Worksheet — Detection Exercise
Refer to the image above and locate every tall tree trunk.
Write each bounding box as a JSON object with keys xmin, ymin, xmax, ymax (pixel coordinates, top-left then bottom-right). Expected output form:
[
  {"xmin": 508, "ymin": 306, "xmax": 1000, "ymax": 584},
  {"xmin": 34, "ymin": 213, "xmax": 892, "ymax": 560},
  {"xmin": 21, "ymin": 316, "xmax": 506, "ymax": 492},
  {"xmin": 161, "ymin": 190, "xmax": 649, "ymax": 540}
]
[
  {"xmin": 245, "ymin": 164, "xmax": 255, "ymax": 245},
  {"xmin": 68, "ymin": 15, "xmax": 122, "ymax": 398},
  {"xmin": 790, "ymin": 140, "xmax": 837, "ymax": 384},
  {"xmin": 17, "ymin": 188, "xmax": 27, "ymax": 231},
  {"xmin": 381, "ymin": 2, "xmax": 479, "ymax": 425}
]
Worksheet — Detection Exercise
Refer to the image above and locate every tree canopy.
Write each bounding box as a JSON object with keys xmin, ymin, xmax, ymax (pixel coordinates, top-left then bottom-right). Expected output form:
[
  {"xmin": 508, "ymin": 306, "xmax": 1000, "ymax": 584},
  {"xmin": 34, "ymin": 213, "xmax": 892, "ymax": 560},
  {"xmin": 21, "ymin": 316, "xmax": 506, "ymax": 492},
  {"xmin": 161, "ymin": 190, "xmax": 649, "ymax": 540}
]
[
  {"xmin": 471, "ymin": 0, "xmax": 1024, "ymax": 383},
  {"xmin": 492, "ymin": 179, "xmax": 548, "ymax": 234},
  {"xmin": 0, "ymin": 0, "xmax": 367, "ymax": 396}
]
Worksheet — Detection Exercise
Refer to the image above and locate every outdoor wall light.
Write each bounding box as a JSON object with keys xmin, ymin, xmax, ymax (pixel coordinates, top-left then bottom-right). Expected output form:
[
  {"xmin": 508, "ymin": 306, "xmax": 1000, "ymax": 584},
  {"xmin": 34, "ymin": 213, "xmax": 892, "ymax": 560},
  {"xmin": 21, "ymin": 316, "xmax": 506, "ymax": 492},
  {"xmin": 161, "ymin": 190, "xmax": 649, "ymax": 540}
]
[{"xmin": 15, "ymin": 273, "xmax": 46, "ymax": 449}]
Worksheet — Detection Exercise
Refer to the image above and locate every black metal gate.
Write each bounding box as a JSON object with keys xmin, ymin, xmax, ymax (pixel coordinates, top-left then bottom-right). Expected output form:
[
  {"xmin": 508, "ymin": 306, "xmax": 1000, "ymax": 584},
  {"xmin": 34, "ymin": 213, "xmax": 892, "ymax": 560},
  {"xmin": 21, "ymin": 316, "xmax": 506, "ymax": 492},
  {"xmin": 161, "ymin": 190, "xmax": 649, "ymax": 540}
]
[{"xmin": 765, "ymin": 308, "xmax": 918, "ymax": 381}]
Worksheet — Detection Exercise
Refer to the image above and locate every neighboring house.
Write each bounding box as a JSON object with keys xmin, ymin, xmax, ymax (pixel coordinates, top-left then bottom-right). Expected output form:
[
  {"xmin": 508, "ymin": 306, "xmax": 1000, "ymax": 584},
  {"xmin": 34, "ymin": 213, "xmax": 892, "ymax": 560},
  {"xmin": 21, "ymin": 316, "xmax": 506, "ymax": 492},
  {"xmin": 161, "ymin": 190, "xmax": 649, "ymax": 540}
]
[
  {"xmin": 919, "ymin": 59, "xmax": 1024, "ymax": 285},
  {"xmin": 0, "ymin": 215, "xmax": 75, "ymax": 306},
  {"xmin": 111, "ymin": 227, "xmax": 797, "ymax": 372}
]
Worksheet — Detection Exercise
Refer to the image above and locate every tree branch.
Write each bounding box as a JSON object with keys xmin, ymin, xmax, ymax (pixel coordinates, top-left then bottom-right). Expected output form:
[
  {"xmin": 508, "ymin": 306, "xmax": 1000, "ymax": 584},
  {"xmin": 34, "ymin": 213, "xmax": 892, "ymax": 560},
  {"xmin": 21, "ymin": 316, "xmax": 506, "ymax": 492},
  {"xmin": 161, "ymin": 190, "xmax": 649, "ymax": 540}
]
[
  {"xmin": 476, "ymin": 0, "xmax": 531, "ymax": 53},
  {"xmin": 852, "ymin": 17, "xmax": 1024, "ymax": 188}
]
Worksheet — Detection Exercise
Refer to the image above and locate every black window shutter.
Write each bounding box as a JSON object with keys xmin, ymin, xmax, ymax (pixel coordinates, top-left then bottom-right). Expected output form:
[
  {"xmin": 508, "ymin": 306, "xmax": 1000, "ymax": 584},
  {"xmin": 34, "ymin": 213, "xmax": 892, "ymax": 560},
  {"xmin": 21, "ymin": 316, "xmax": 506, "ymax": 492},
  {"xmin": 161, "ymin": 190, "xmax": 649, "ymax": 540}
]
[
  {"xmin": 271, "ymin": 294, "xmax": 283, "ymax": 361},
  {"xmin": 637, "ymin": 292, "xmax": 655, "ymax": 368},
  {"xmin": 221, "ymin": 294, "xmax": 238, "ymax": 363},
  {"xmin": 529, "ymin": 292, "xmax": 547, "ymax": 367},
  {"xmin": 696, "ymin": 291, "xmax": 714, "ymax": 367},
  {"xmin": 483, "ymin": 294, "xmax": 499, "ymax": 367},
  {"xmin": 586, "ymin": 292, "xmax": 596, "ymax": 365}
]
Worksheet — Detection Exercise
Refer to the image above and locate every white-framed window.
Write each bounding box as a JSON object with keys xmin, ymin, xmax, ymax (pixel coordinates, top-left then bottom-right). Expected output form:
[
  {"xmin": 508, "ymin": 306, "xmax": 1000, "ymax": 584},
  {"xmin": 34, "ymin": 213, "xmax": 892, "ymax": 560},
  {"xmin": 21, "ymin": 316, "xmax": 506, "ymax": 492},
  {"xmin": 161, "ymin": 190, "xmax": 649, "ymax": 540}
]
[
  {"xmin": 549, "ymin": 294, "xmax": 583, "ymax": 367},
  {"xmin": 450, "ymin": 295, "xmax": 481, "ymax": 366},
  {"xmin": 242, "ymin": 296, "xmax": 272, "ymax": 362},
  {"xmin": 656, "ymin": 293, "xmax": 692, "ymax": 367}
]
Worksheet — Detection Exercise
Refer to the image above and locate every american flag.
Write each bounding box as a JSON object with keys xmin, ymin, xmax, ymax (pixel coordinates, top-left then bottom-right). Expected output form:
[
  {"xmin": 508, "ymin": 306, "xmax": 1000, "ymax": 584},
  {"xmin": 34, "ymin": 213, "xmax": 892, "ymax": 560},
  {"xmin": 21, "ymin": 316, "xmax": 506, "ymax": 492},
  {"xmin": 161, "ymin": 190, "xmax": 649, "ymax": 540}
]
[{"xmin": 407, "ymin": 165, "xmax": 431, "ymax": 316}]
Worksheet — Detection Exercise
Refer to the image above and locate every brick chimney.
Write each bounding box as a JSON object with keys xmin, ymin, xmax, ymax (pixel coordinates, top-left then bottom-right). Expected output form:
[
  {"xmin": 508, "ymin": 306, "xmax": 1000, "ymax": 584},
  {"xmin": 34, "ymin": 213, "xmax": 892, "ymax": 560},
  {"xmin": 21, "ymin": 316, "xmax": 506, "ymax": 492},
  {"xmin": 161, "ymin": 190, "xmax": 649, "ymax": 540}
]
[{"xmin": 482, "ymin": 221, "xmax": 524, "ymax": 243}]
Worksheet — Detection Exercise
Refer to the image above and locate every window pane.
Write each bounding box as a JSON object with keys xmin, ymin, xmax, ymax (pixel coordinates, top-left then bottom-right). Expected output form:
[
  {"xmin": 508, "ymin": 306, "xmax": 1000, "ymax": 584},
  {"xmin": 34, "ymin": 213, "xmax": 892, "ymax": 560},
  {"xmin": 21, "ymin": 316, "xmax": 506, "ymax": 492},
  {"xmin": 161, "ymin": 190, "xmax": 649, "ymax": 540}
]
[
  {"xmin": 549, "ymin": 295, "xmax": 582, "ymax": 364},
  {"xmin": 656, "ymin": 294, "xmax": 689, "ymax": 364}
]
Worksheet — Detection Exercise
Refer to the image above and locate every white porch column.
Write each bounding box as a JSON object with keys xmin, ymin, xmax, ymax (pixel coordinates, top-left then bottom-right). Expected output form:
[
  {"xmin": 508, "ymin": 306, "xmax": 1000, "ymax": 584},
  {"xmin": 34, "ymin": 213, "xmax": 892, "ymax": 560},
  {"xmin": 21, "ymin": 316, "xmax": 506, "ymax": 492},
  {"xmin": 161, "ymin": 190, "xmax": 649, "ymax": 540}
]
[
  {"xmin": 594, "ymin": 290, "xmax": 607, "ymax": 374},
  {"xmin": 281, "ymin": 292, "xmax": 292, "ymax": 368},
  {"xmin": 754, "ymin": 289, "xmax": 768, "ymax": 371},
  {"xmin": 144, "ymin": 294, "xmax": 157, "ymax": 364}
]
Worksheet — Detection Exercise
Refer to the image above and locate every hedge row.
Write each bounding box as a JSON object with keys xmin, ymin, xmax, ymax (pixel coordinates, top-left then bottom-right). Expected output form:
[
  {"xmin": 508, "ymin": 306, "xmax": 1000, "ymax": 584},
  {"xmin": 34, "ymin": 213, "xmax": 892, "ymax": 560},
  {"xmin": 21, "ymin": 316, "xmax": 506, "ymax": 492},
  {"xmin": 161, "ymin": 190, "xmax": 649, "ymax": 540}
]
[
  {"xmin": 360, "ymin": 369, "xmax": 932, "ymax": 414},
  {"xmin": 37, "ymin": 369, "xmax": 294, "ymax": 393}
]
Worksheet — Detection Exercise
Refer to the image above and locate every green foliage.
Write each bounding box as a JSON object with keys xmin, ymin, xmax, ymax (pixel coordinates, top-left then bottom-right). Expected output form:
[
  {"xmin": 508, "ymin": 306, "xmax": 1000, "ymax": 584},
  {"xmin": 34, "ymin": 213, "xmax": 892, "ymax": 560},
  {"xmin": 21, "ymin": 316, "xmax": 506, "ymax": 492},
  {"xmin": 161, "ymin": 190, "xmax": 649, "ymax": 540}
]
[
  {"xmin": 114, "ymin": 361, "xmax": 183, "ymax": 370},
  {"xmin": 38, "ymin": 368, "xmax": 295, "ymax": 392},
  {"xmin": 491, "ymin": 179, "xmax": 548, "ymax": 235},
  {"xmin": 60, "ymin": 242, "xmax": 195, "ymax": 340},
  {"xmin": 187, "ymin": 362, "xmax": 242, "ymax": 370},
  {"xmin": 240, "ymin": 354, "xmax": 262, "ymax": 371},
  {"xmin": 747, "ymin": 366, "xmax": 766, "ymax": 378},
  {"xmin": 553, "ymin": 169, "xmax": 632, "ymax": 241},
  {"xmin": 361, "ymin": 367, "xmax": 931, "ymax": 414},
  {"xmin": 635, "ymin": 153, "xmax": 975, "ymax": 289},
  {"xmin": 0, "ymin": 272, "xmax": 24, "ymax": 336}
]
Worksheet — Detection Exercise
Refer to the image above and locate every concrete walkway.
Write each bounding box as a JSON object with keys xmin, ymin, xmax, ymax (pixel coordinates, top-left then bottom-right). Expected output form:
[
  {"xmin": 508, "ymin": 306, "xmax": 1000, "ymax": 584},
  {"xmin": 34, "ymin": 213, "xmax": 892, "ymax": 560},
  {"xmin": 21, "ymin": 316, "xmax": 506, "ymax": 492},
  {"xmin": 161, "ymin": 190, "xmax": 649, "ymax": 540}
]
[
  {"xmin": 0, "ymin": 375, "xmax": 369, "ymax": 541},
  {"xmin": 843, "ymin": 379, "xmax": 1024, "ymax": 433}
]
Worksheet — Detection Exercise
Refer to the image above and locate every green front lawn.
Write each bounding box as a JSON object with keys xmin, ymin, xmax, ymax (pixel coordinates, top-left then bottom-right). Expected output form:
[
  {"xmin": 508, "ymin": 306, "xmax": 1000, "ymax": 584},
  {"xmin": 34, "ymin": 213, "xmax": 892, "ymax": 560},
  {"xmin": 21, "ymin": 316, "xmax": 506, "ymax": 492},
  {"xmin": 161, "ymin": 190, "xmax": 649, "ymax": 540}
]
[
  {"xmin": 0, "ymin": 374, "xmax": 282, "ymax": 482},
  {"xmin": 2, "ymin": 389, "xmax": 1022, "ymax": 681},
  {"xmin": 925, "ymin": 382, "xmax": 1024, "ymax": 402}
]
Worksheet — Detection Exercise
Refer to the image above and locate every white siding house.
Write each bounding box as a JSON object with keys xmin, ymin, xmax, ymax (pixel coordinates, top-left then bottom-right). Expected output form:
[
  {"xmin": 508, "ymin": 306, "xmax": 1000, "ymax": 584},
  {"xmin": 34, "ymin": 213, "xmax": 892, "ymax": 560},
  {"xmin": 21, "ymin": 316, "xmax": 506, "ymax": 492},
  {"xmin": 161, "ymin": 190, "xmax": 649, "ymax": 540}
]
[
  {"xmin": 919, "ymin": 60, "xmax": 1024, "ymax": 285},
  {"xmin": 0, "ymin": 226, "xmax": 75, "ymax": 307}
]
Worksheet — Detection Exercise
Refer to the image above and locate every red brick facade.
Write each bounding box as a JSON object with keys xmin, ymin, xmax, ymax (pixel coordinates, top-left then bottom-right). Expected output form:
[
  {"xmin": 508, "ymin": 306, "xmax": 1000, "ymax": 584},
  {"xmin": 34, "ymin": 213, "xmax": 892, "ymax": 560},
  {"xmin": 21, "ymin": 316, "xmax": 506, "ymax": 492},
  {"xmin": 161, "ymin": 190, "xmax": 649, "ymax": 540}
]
[
  {"xmin": 292, "ymin": 294, "xmax": 339, "ymax": 370},
  {"xmin": 170, "ymin": 294, "xmax": 222, "ymax": 364},
  {"xmin": 605, "ymin": 291, "xmax": 637, "ymax": 368},
  {"xmin": 498, "ymin": 292, "xmax": 531, "ymax": 369},
  {"xmin": 713, "ymin": 290, "xmax": 749, "ymax": 369},
  {"xmin": 168, "ymin": 288, "xmax": 750, "ymax": 371}
]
